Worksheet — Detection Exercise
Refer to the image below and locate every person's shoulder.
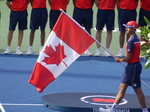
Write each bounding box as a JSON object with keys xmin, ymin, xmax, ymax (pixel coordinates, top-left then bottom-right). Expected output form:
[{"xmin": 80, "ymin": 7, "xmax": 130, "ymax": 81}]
[
  {"xmin": 130, "ymin": 34, "xmax": 140, "ymax": 43},
  {"xmin": 134, "ymin": 34, "xmax": 140, "ymax": 41}
]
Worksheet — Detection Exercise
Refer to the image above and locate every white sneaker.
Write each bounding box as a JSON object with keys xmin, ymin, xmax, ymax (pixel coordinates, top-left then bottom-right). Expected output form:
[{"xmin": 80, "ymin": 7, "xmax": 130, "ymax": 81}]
[
  {"xmin": 85, "ymin": 49, "xmax": 93, "ymax": 56},
  {"xmin": 104, "ymin": 51, "xmax": 111, "ymax": 57},
  {"xmin": 99, "ymin": 107, "xmax": 111, "ymax": 112},
  {"xmin": 116, "ymin": 50, "xmax": 124, "ymax": 57},
  {"xmin": 26, "ymin": 48, "xmax": 33, "ymax": 55},
  {"xmin": 4, "ymin": 48, "xmax": 11, "ymax": 54},
  {"xmin": 39, "ymin": 46, "xmax": 43, "ymax": 54},
  {"xmin": 16, "ymin": 48, "xmax": 23, "ymax": 55},
  {"xmin": 94, "ymin": 50, "xmax": 101, "ymax": 56}
]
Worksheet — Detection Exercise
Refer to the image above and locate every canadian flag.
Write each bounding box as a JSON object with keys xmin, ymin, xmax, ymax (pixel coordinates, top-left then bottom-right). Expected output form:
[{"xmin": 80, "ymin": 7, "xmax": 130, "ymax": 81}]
[{"xmin": 28, "ymin": 12, "xmax": 95, "ymax": 93}]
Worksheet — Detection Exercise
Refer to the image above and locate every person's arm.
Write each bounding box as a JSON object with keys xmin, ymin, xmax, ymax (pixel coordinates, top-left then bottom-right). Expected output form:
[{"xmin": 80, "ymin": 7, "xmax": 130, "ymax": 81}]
[
  {"xmin": 67, "ymin": 0, "xmax": 70, "ymax": 5},
  {"xmin": 136, "ymin": 0, "xmax": 139, "ymax": 7},
  {"xmin": 116, "ymin": 0, "xmax": 120, "ymax": 10},
  {"xmin": 91, "ymin": 0, "xmax": 94, "ymax": 6},
  {"xmin": 115, "ymin": 53, "xmax": 132, "ymax": 62},
  {"xmin": 6, "ymin": 1, "xmax": 11, "ymax": 9},
  {"xmin": 73, "ymin": 0, "xmax": 75, "ymax": 7},
  {"xmin": 94, "ymin": 0, "xmax": 99, "ymax": 8},
  {"xmin": 29, "ymin": 0, "xmax": 33, "ymax": 6},
  {"xmin": 48, "ymin": 0, "xmax": 52, "ymax": 6}
]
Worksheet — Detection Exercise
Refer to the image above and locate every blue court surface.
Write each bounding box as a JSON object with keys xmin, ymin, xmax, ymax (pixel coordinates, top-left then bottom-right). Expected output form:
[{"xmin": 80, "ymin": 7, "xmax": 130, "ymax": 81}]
[{"xmin": 0, "ymin": 54, "xmax": 150, "ymax": 112}]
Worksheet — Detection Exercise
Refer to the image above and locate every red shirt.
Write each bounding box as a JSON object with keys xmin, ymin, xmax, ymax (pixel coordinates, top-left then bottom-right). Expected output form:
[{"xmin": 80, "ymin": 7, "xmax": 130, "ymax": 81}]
[
  {"xmin": 140, "ymin": 0, "xmax": 150, "ymax": 11},
  {"xmin": 50, "ymin": 0, "xmax": 68, "ymax": 10},
  {"xmin": 119, "ymin": 0, "xmax": 138, "ymax": 10},
  {"xmin": 126, "ymin": 35, "xmax": 140, "ymax": 63},
  {"xmin": 98, "ymin": 0, "xmax": 116, "ymax": 10},
  {"xmin": 74, "ymin": 0, "xmax": 93, "ymax": 9},
  {"xmin": 8, "ymin": 0, "xmax": 28, "ymax": 11},
  {"xmin": 31, "ymin": 0, "xmax": 46, "ymax": 9}
]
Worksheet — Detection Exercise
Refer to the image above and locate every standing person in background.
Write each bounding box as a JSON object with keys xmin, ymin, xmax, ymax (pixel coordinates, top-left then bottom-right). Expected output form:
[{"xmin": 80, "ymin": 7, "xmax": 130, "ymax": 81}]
[
  {"xmin": 116, "ymin": 0, "xmax": 139, "ymax": 57},
  {"xmin": 138, "ymin": 0, "xmax": 150, "ymax": 41},
  {"xmin": 26, "ymin": 0, "xmax": 48, "ymax": 55},
  {"xmin": 4, "ymin": 0, "xmax": 29, "ymax": 55},
  {"xmin": 94, "ymin": 0, "xmax": 116, "ymax": 57},
  {"xmin": 49, "ymin": 0, "xmax": 69, "ymax": 31},
  {"xmin": 72, "ymin": 0, "xmax": 94, "ymax": 56}
]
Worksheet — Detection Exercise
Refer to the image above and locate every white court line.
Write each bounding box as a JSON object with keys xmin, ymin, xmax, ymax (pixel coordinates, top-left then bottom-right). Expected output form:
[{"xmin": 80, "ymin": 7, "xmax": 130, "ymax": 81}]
[
  {"xmin": 0, "ymin": 103, "xmax": 6, "ymax": 112},
  {"xmin": 1, "ymin": 103, "xmax": 43, "ymax": 106}
]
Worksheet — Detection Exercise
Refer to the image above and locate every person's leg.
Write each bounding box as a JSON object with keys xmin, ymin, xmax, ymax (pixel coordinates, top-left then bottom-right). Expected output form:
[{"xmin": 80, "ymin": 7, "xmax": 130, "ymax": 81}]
[
  {"xmin": 134, "ymin": 87, "xmax": 147, "ymax": 108},
  {"xmin": 26, "ymin": 30, "xmax": 35, "ymax": 55},
  {"xmin": 50, "ymin": 10, "xmax": 61, "ymax": 30},
  {"xmin": 84, "ymin": 29, "xmax": 93, "ymax": 56},
  {"xmin": 39, "ymin": 29, "xmax": 45, "ymax": 52},
  {"xmin": 84, "ymin": 8, "xmax": 93, "ymax": 56},
  {"xmin": 119, "ymin": 31, "xmax": 125, "ymax": 49},
  {"xmin": 106, "ymin": 31, "xmax": 112, "ymax": 49},
  {"xmin": 18, "ymin": 30, "xmax": 23, "ymax": 47},
  {"xmin": 29, "ymin": 30, "xmax": 36, "ymax": 46},
  {"xmin": 39, "ymin": 30, "xmax": 45, "ymax": 52},
  {"xmin": 116, "ymin": 9, "xmax": 127, "ymax": 57},
  {"xmin": 103, "ymin": 31, "xmax": 112, "ymax": 57},
  {"xmin": 17, "ymin": 10, "xmax": 27, "ymax": 55},
  {"xmin": 99, "ymin": 83, "xmax": 128, "ymax": 112},
  {"xmin": 4, "ymin": 30, "xmax": 14, "ymax": 54},
  {"xmin": 5, "ymin": 10, "xmax": 19, "ymax": 54},
  {"xmin": 7, "ymin": 30, "xmax": 14, "ymax": 46},
  {"xmin": 7, "ymin": 10, "xmax": 16, "ymax": 47},
  {"xmin": 39, "ymin": 8, "xmax": 47, "ymax": 53},
  {"xmin": 16, "ymin": 30, "xmax": 24, "ymax": 55},
  {"xmin": 139, "ymin": 8, "xmax": 150, "ymax": 42},
  {"xmin": 104, "ymin": 10, "xmax": 114, "ymax": 57},
  {"xmin": 114, "ymin": 83, "xmax": 128, "ymax": 104},
  {"xmin": 85, "ymin": 29, "xmax": 91, "ymax": 35},
  {"xmin": 95, "ymin": 9, "xmax": 105, "ymax": 56},
  {"xmin": 134, "ymin": 87, "xmax": 148, "ymax": 112},
  {"xmin": 116, "ymin": 31, "xmax": 125, "ymax": 57},
  {"xmin": 40, "ymin": 29, "xmax": 45, "ymax": 46},
  {"xmin": 95, "ymin": 30, "xmax": 102, "ymax": 56},
  {"xmin": 40, "ymin": 8, "xmax": 47, "ymax": 47},
  {"xmin": 96, "ymin": 30, "xmax": 102, "ymax": 48}
]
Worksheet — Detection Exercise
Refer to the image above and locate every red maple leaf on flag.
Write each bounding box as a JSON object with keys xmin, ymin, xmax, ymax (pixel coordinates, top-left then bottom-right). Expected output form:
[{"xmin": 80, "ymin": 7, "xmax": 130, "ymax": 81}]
[{"xmin": 42, "ymin": 43, "xmax": 67, "ymax": 66}]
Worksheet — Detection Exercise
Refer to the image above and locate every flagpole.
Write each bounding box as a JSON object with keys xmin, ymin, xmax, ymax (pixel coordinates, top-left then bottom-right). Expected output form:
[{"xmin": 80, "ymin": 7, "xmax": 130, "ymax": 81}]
[{"xmin": 59, "ymin": 9, "xmax": 150, "ymax": 90}]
